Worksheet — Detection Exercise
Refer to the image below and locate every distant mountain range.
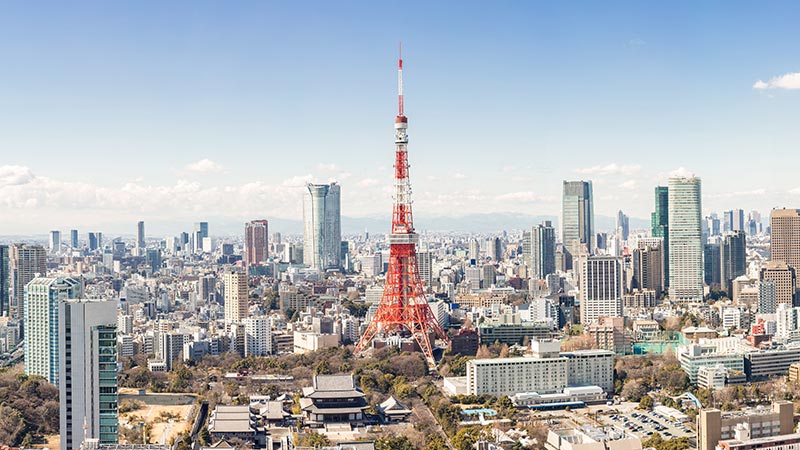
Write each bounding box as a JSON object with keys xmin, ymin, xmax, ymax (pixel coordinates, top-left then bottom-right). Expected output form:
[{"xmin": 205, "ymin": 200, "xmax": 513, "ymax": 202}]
[{"xmin": 0, "ymin": 213, "xmax": 651, "ymax": 241}]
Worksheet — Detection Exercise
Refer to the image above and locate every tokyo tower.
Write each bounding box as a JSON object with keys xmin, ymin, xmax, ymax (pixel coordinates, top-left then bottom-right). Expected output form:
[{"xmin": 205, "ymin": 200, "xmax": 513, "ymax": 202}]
[{"xmin": 355, "ymin": 48, "xmax": 449, "ymax": 364}]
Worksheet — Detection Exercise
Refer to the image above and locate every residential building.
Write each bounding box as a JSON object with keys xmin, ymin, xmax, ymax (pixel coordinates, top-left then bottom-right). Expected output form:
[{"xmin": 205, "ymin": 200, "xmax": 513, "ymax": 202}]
[
  {"xmin": 59, "ymin": 299, "xmax": 118, "ymax": 450},
  {"xmin": 523, "ymin": 221, "xmax": 556, "ymax": 279},
  {"xmin": 24, "ymin": 277, "xmax": 82, "ymax": 384},
  {"xmin": 245, "ymin": 316, "xmax": 272, "ymax": 357},
  {"xmin": 580, "ymin": 256, "xmax": 624, "ymax": 324},
  {"xmin": 9, "ymin": 243, "xmax": 46, "ymax": 320},
  {"xmin": 668, "ymin": 176, "xmax": 703, "ymax": 302},
  {"xmin": 303, "ymin": 182, "xmax": 342, "ymax": 270},
  {"xmin": 586, "ymin": 317, "xmax": 631, "ymax": 355},
  {"xmin": 0, "ymin": 245, "xmax": 8, "ymax": 317},
  {"xmin": 632, "ymin": 240, "xmax": 663, "ymax": 297},
  {"xmin": 770, "ymin": 209, "xmax": 800, "ymax": 288},
  {"xmin": 760, "ymin": 261, "xmax": 796, "ymax": 307},
  {"xmin": 245, "ymin": 219, "xmax": 269, "ymax": 267},
  {"xmin": 223, "ymin": 269, "xmax": 248, "ymax": 324}
]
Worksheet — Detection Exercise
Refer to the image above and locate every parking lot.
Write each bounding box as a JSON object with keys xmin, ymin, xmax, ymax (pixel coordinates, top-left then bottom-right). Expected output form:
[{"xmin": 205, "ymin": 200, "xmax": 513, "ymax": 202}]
[{"xmin": 603, "ymin": 409, "xmax": 694, "ymax": 441}]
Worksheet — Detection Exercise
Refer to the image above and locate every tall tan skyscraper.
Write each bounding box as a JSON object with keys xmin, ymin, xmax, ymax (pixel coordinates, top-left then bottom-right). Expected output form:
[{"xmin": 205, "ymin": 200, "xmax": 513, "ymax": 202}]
[
  {"xmin": 223, "ymin": 269, "xmax": 248, "ymax": 324},
  {"xmin": 770, "ymin": 208, "xmax": 800, "ymax": 288},
  {"xmin": 9, "ymin": 243, "xmax": 47, "ymax": 320},
  {"xmin": 244, "ymin": 219, "xmax": 269, "ymax": 267}
]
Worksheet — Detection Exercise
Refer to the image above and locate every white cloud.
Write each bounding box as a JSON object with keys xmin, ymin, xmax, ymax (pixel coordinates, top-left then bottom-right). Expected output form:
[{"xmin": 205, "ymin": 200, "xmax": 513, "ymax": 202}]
[
  {"xmin": 356, "ymin": 178, "xmax": 379, "ymax": 188},
  {"xmin": 452, "ymin": 173, "xmax": 467, "ymax": 180},
  {"xmin": 619, "ymin": 180, "xmax": 637, "ymax": 190},
  {"xmin": 668, "ymin": 167, "xmax": 695, "ymax": 178},
  {"xmin": 315, "ymin": 163, "xmax": 338, "ymax": 172},
  {"xmin": 281, "ymin": 174, "xmax": 314, "ymax": 187},
  {"xmin": 0, "ymin": 165, "xmax": 35, "ymax": 186},
  {"xmin": 494, "ymin": 191, "xmax": 555, "ymax": 203},
  {"xmin": 753, "ymin": 72, "xmax": 800, "ymax": 90},
  {"xmin": 706, "ymin": 188, "xmax": 766, "ymax": 199},
  {"xmin": 185, "ymin": 158, "xmax": 224, "ymax": 173},
  {"xmin": 575, "ymin": 163, "xmax": 641, "ymax": 176}
]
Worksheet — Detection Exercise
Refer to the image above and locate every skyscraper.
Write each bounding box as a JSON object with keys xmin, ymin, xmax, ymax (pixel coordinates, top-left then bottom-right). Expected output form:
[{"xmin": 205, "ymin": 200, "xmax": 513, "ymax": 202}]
[
  {"xmin": 632, "ymin": 239, "xmax": 664, "ymax": 297},
  {"xmin": 523, "ymin": 221, "xmax": 556, "ymax": 280},
  {"xmin": 9, "ymin": 244, "xmax": 47, "ymax": 320},
  {"xmin": 244, "ymin": 316, "xmax": 272, "ymax": 357},
  {"xmin": 24, "ymin": 277, "xmax": 82, "ymax": 384},
  {"xmin": 303, "ymin": 183, "xmax": 341, "ymax": 270},
  {"xmin": 70, "ymin": 229, "xmax": 79, "ymax": 249},
  {"xmin": 668, "ymin": 176, "xmax": 703, "ymax": 302},
  {"xmin": 49, "ymin": 230, "xmax": 61, "ymax": 254},
  {"xmin": 223, "ymin": 269, "xmax": 248, "ymax": 324},
  {"xmin": 59, "ymin": 299, "xmax": 118, "ymax": 449},
  {"xmin": 244, "ymin": 219, "xmax": 269, "ymax": 267},
  {"xmin": 137, "ymin": 221, "xmax": 145, "ymax": 249},
  {"xmin": 770, "ymin": 208, "xmax": 800, "ymax": 288},
  {"xmin": 485, "ymin": 237, "xmax": 503, "ymax": 262},
  {"xmin": 720, "ymin": 231, "xmax": 747, "ymax": 295},
  {"xmin": 760, "ymin": 261, "xmax": 796, "ymax": 307},
  {"xmin": 88, "ymin": 232, "xmax": 99, "ymax": 251},
  {"xmin": 704, "ymin": 242, "xmax": 721, "ymax": 287},
  {"xmin": 0, "ymin": 245, "xmax": 8, "ymax": 317},
  {"xmin": 193, "ymin": 221, "xmax": 209, "ymax": 252},
  {"xmin": 616, "ymin": 210, "xmax": 630, "ymax": 242},
  {"xmin": 652, "ymin": 186, "xmax": 669, "ymax": 286},
  {"xmin": 580, "ymin": 256, "xmax": 624, "ymax": 324},
  {"xmin": 562, "ymin": 180, "xmax": 594, "ymax": 267}
]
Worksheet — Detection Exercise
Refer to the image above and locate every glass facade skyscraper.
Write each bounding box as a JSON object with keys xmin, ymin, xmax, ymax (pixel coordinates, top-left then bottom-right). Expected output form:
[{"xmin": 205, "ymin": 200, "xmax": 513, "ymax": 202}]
[
  {"xmin": 303, "ymin": 183, "xmax": 341, "ymax": 270},
  {"xmin": 668, "ymin": 176, "xmax": 703, "ymax": 302},
  {"xmin": 561, "ymin": 180, "xmax": 594, "ymax": 268}
]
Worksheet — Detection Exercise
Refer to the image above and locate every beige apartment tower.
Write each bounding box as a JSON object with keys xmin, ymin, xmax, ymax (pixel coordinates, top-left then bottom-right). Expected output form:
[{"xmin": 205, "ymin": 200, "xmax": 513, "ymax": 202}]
[
  {"xmin": 697, "ymin": 401, "xmax": 794, "ymax": 450},
  {"xmin": 771, "ymin": 208, "xmax": 800, "ymax": 288},
  {"xmin": 760, "ymin": 261, "xmax": 796, "ymax": 307},
  {"xmin": 223, "ymin": 269, "xmax": 248, "ymax": 324}
]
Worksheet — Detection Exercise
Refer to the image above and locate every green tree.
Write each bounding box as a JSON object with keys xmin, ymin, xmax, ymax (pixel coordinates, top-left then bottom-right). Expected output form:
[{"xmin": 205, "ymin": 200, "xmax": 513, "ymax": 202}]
[
  {"xmin": 376, "ymin": 435, "xmax": 416, "ymax": 450},
  {"xmin": 296, "ymin": 431, "xmax": 331, "ymax": 447},
  {"xmin": 424, "ymin": 434, "xmax": 449, "ymax": 450},
  {"xmin": 639, "ymin": 395, "xmax": 654, "ymax": 410}
]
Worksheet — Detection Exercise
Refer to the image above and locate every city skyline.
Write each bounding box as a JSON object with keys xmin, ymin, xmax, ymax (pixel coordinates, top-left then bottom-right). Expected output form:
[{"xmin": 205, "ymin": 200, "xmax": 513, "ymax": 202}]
[{"xmin": 2, "ymin": 2, "xmax": 800, "ymax": 234}]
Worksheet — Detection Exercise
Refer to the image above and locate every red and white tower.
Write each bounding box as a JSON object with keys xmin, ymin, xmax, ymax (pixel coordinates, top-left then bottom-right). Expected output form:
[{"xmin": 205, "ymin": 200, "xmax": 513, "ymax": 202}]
[{"xmin": 356, "ymin": 48, "xmax": 449, "ymax": 363}]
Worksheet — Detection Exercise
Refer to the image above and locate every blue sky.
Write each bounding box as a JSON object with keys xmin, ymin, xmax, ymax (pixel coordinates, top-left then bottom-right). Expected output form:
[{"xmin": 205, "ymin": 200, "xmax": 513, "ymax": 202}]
[{"xmin": 1, "ymin": 1, "xmax": 799, "ymax": 234}]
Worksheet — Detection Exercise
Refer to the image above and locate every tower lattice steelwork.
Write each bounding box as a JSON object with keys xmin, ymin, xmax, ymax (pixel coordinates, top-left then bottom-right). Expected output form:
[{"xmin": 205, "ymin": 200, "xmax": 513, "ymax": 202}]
[{"xmin": 355, "ymin": 49, "xmax": 449, "ymax": 364}]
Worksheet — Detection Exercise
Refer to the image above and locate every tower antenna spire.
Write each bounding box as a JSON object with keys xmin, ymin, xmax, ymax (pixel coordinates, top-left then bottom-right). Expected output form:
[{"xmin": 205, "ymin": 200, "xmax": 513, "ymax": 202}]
[{"xmin": 398, "ymin": 41, "xmax": 404, "ymax": 117}]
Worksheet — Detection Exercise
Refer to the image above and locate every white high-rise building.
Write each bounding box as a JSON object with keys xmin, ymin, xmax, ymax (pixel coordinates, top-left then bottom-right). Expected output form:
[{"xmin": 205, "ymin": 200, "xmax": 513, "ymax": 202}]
[
  {"xmin": 303, "ymin": 183, "xmax": 342, "ymax": 270},
  {"xmin": 59, "ymin": 299, "xmax": 118, "ymax": 450},
  {"xmin": 417, "ymin": 249, "xmax": 433, "ymax": 289},
  {"xmin": 223, "ymin": 269, "xmax": 248, "ymax": 324},
  {"xmin": 245, "ymin": 316, "xmax": 272, "ymax": 356},
  {"xmin": 668, "ymin": 176, "xmax": 703, "ymax": 302},
  {"xmin": 24, "ymin": 277, "xmax": 82, "ymax": 384},
  {"xmin": 580, "ymin": 256, "xmax": 624, "ymax": 324}
]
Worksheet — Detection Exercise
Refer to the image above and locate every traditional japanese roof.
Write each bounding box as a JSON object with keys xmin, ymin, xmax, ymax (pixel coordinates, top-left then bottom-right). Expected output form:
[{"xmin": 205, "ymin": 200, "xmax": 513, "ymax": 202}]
[
  {"xmin": 377, "ymin": 396, "xmax": 412, "ymax": 415},
  {"xmin": 302, "ymin": 374, "xmax": 365, "ymax": 399}
]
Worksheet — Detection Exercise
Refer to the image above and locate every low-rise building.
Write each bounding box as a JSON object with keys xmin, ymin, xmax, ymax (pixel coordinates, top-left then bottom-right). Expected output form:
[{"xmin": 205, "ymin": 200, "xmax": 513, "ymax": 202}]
[
  {"xmin": 545, "ymin": 426, "xmax": 642, "ymax": 450},
  {"xmin": 697, "ymin": 402, "xmax": 794, "ymax": 450}
]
